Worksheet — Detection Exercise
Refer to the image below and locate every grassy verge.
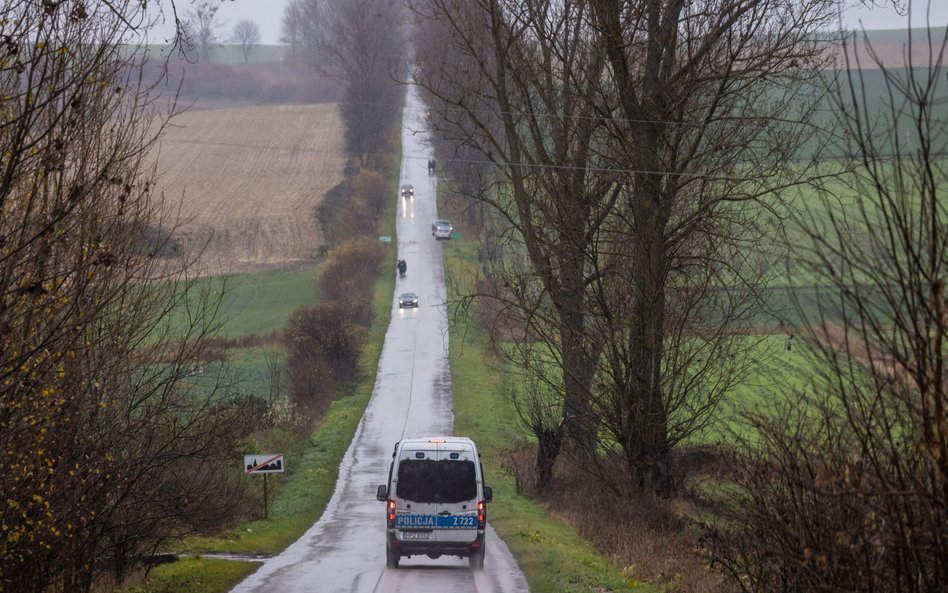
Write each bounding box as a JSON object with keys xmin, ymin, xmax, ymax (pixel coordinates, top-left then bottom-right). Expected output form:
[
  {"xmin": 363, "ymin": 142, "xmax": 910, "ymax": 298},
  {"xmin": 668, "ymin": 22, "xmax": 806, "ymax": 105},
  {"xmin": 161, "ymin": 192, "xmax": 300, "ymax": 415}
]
[
  {"xmin": 451, "ymin": 330, "xmax": 643, "ymax": 593},
  {"xmin": 120, "ymin": 558, "xmax": 259, "ymax": 593},
  {"xmin": 444, "ymin": 232, "xmax": 646, "ymax": 593}
]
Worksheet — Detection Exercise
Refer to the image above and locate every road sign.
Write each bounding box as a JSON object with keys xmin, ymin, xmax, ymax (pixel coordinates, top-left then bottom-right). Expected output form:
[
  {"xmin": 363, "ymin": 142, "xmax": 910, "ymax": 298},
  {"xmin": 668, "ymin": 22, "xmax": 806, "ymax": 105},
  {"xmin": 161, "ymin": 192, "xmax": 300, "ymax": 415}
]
[
  {"xmin": 244, "ymin": 454, "xmax": 285, "ymax": 474},
  {"xmin": 378, "ymin": 235, "xmax": 392, "ymax": 243},
  {"xmin": 450, "ymin": 232, "xmax": 461, "ymax": 239}
]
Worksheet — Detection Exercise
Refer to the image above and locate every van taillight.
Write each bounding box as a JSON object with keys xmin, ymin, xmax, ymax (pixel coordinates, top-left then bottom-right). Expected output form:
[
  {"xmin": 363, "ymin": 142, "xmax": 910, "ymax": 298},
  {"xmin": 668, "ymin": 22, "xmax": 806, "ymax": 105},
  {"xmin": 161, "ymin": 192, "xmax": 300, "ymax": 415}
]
[
  {"xmin": 477, "ymin": 500, "xmax": 486, "ymax": 529},
  {"xmin": 387, "ymin": 500, "xmax": 396, "ymax": 527}
]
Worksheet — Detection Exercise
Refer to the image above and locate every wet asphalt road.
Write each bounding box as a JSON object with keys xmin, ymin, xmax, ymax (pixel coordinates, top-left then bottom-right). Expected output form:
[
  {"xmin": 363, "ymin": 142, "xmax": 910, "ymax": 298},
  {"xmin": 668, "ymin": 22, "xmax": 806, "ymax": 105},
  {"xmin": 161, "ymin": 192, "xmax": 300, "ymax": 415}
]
[{"xmin": 228, "ymin": 87, "xmax": 530, "ymax": 593}]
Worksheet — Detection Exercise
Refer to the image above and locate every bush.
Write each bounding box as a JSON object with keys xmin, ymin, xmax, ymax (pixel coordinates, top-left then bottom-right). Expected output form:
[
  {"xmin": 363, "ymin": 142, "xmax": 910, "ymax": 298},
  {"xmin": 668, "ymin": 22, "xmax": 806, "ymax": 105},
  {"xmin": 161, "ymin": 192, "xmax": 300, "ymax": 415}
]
[
  {"xmin": 317, "ymin": 239, "xmax": 385, "ymax": 324},
  {"xmin": 284, "ymin": 302, "xmax": 367, "ymax": 417},
  {"xmin": 703, "ymin": 393, "xmax": 948, "ymax": 593},
  {"xmin": 350, "ymin": 168, "xmax": 388, "ymax": 218}
]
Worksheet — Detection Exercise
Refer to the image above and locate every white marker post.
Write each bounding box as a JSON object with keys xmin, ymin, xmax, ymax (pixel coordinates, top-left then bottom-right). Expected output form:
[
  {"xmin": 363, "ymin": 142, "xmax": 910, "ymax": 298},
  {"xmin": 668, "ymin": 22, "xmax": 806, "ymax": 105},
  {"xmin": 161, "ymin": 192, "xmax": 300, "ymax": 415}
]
[{"xmin": 244, "ymin": 454, "xmax": 285, "ymax": 519}]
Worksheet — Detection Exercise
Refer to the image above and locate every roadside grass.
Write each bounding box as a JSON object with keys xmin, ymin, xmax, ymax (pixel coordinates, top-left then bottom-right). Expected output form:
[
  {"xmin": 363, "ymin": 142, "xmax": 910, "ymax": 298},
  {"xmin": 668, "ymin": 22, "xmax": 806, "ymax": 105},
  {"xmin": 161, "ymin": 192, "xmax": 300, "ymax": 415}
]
[
  {"xmin": 176, "ymin": 373, "xmax": 383, "ymax": 554},
  {"xmin": 451, "ymin": 329, "xmax": 645, "ymax": 593},
  {"xmin": 443, "ymin": 232, "xmax": 646, "ymax": 593},
  {"xmin": 120, "ymin": 558, "xmax": 258, "ymax": 593}
]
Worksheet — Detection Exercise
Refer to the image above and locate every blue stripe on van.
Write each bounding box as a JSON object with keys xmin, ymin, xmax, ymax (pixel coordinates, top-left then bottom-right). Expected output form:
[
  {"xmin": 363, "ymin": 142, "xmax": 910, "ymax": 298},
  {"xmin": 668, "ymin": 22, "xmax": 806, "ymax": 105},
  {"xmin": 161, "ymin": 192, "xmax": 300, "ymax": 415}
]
[{"xmin": 395, "ymin": 514, "xmax": 478, "ymax": 529}]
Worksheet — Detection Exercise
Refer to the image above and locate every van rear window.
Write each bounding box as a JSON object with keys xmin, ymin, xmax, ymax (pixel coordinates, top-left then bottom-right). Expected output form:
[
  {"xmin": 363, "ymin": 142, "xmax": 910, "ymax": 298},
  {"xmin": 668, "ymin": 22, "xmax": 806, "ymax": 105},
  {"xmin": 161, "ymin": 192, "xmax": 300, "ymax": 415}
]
[{"xmin": 396, "ymin": 459, "xmax": 477, "ymax": 503}]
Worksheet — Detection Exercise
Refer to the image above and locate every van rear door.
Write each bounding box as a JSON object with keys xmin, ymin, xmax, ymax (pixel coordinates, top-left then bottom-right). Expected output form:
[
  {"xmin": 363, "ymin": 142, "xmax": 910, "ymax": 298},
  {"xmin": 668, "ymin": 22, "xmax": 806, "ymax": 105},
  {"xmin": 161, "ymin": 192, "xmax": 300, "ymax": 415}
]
[{"xmin": 393, "ymin": 445, "xmax": 479, "ymax": 544}]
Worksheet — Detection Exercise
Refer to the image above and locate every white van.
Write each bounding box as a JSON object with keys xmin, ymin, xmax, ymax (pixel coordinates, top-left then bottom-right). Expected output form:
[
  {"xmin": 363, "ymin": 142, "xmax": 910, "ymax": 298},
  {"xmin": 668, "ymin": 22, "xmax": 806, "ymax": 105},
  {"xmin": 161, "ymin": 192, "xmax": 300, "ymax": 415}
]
[{"xmin": 376, "ymin": 436, "xmax": 493, "ymax": 569}]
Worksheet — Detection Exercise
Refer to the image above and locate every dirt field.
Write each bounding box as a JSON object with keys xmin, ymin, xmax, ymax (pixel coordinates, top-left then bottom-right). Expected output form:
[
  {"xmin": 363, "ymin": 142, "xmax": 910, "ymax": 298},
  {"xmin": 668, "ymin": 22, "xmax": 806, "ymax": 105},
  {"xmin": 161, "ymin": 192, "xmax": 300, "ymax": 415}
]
[{"xmin": 153, "ymin": 102, "xmax": 345, "ymax": 275}]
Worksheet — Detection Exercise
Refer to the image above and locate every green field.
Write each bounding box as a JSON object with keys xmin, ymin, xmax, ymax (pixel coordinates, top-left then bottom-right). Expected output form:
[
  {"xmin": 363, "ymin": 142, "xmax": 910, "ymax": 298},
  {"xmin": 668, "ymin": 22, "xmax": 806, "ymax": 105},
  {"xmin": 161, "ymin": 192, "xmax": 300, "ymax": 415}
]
[
  {"xmin": 165, "ymin": 264, "xmax": 321, "ymax": 342},
  {"xmin": 214, "ymin": 266, "xmax": 323, "ymax": 339},
  {"xmin": 130, "ymin": 44, "xmax": 289, "ymax": 65}
]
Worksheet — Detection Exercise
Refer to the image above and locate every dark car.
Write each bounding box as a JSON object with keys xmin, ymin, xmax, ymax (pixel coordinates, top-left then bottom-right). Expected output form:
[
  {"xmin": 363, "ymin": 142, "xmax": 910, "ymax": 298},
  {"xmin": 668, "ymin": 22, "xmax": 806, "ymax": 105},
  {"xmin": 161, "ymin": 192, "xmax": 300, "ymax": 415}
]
[
  {"xmin": 400, "ymin": 184, "xmax": 414, "ymax": 198},
  {"xmin": 398, "ymin": 292, "xmax": 419, "ymax": 308}
]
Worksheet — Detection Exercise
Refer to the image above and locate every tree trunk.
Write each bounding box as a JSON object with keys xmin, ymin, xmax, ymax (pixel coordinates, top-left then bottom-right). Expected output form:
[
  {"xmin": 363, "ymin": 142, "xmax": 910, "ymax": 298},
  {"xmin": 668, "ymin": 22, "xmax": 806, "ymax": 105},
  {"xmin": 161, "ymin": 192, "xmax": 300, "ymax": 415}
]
[
  {"xmin": 559, "ymin": 249, "xmax": 598, "ymax": 457},
  {"xmin": 534, "ymin": 424, "xmax": 563, "ymax": 489},
  {"xmin": 625, "ymin": 184, "xmax": 672, "ymax": 492}
]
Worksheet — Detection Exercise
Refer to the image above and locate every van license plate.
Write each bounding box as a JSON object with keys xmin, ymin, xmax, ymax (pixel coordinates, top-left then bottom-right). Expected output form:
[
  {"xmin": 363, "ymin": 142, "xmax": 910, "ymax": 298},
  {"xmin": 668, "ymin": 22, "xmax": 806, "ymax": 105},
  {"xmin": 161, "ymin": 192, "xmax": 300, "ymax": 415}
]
[{"xmin": 402, "ymin": 531, "xmax": 431, "ymax": 540}]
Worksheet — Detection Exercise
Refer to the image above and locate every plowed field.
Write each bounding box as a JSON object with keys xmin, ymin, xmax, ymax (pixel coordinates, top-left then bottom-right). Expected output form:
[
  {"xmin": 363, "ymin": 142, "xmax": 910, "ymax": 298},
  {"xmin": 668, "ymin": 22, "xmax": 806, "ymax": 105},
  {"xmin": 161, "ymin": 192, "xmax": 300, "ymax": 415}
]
[{"xmin": 153, "ymin": 103, "xmax": 344, "ymax": 275}]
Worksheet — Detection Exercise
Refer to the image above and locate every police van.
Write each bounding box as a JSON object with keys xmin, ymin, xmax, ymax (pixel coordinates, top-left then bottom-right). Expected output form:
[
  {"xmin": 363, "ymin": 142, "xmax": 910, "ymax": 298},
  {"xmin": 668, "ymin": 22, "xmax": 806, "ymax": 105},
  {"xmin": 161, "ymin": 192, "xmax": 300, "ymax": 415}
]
[{"xmin": 376, "ymin": 436, "xmax": 493, "ymax": 569}]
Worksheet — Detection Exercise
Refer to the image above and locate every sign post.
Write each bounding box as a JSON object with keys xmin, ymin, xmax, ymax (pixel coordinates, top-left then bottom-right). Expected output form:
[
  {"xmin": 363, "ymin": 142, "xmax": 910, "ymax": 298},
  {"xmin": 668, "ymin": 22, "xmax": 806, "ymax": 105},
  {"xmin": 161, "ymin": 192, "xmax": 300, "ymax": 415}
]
[{"xmin": 244, "ymin": 454, "xmax": 285, "ymax": 520}]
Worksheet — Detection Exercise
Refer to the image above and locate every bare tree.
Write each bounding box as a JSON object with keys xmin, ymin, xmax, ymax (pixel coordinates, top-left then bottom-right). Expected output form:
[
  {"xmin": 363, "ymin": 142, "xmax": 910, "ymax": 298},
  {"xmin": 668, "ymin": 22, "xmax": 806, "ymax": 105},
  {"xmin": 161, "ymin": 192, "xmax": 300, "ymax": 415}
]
[
  {"xmin": 412, "ymin": 0, "xmax": 621, "ymax": 487},
  {"xmin": 579, "ymin": 0, "xmax": 841, "ymax": 492},
  {"xmin": 186, "ymin": 0, "xmax": 224, "ymax": 62},
  {"xmin": 281, "ymin": 0, "xmax": 306, "ymax": 63},
  {"xmin": 412, "ymin": 0, "xmax": 836, "ymax": 492},
  {"xmin": 0, "ymin": 2, "xmax": 251, "ymax": 591},
  {"xmin": 705, "ymin": 20, "xmax": 948, "ymax": 592},
  {"xmin": 232, "ymin": 19, "xmax": 261, "ymax": 64},
  {"xmin": 281, "ymin": 0, "xmax": 323, "ymax": 65},
  {"xmin": 301, "ymin": 0, "xmax": 408, "ymax": 167}
]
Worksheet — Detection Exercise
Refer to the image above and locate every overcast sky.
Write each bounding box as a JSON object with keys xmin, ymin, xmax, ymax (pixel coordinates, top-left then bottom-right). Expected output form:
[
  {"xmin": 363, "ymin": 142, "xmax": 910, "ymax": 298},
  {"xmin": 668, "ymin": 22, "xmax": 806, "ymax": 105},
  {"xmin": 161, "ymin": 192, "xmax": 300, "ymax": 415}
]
[
  {"xmin": 205, "ymin": 0, "xmax": 292, "ymax": 44},
  {"xmin": 147, "ymin": 1, "xmax": 948, "ymax": 46}
]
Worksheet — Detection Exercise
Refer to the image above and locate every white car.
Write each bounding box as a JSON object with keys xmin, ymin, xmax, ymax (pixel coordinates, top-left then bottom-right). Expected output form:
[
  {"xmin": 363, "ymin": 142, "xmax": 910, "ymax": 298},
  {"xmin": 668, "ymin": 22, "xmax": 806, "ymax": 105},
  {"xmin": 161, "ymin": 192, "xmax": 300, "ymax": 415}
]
[
  {"xmin": 377, "ymin": 437, "xmax": 492, "ymax": 569},
  {"xmin": 431, "ymin": 219, "xmax": 453, "ymax": 240}
]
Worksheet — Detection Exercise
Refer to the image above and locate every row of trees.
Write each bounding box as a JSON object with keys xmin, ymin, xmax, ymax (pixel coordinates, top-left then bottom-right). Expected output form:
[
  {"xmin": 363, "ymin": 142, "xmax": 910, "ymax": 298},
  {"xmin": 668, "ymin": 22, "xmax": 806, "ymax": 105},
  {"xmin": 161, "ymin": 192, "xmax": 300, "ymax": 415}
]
[
  {"xmin": 1, "ymin": 1, "xmax": 255, "ymax": 592},
  {"xmin": 285, "ymin": 236, "xmax": 385, "ymax": 417},
  {"xmin": 1, "ymin": 0, "xmax": 405, "ymax": 590},
  {"xmin": 282, "ymin": 0, "xmax": 408, "ymax": 166},
  {"xmin": 281, "ymin": 0, "xmax": 408, "ymax": 412},
  {"xmin": 412, "ymin": 0, "xmax": 948, "ymax": 589},
  {"xmin": 412, "ymin": 0, "xmax": 834, "ymax": 493}
]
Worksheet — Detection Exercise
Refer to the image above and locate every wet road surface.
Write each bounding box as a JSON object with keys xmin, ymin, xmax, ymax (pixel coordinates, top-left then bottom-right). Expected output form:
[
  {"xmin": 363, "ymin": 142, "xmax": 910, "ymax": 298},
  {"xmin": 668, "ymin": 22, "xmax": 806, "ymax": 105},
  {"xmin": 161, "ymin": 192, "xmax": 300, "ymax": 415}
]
[{"xmin": 228, "ymin": 86, "xmax": 530, "ymax": 593}]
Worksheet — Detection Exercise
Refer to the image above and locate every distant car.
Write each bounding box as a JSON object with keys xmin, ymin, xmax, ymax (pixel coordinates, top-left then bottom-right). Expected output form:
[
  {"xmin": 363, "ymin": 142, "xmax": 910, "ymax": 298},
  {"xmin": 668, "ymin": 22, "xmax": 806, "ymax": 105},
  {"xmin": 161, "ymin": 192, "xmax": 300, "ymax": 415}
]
[
  {"xmin": 432, "ymin": 219, "xmax": 453, "ymax": 240},
  {"xmin": 398, "ymin": 292, "xmax": 419, "ymax": 308},
  {"xmin": 400, "ymin": 184, "xmax": 414, "ymax": 198}
]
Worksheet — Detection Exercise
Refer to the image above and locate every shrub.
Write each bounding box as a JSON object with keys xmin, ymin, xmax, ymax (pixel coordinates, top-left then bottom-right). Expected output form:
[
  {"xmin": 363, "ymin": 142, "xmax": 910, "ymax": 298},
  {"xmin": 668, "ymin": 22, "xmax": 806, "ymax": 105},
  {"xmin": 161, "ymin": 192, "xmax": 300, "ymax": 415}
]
[
  {"xmin": 284, "ymin": 302, "xmax": 367, "ymax": 416},
  {"xmin": 702, "ymin": 393, "xmax": 948, "ymax": 593},
  {"xmin": 317, "ymin": 239, "xmax": 385, "ymax": 324},
  {"xmin": 350, "ymin": 168, "xmax": 388, "ymax": 218}
]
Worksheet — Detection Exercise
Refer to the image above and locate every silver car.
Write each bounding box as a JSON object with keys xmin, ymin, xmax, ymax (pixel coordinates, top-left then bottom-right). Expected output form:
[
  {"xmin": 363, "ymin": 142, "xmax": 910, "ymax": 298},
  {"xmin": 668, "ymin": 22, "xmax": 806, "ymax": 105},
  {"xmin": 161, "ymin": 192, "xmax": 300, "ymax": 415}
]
[{"xmin": 431, "ymin": 219, "xmax": 452, "ymax": 240}]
